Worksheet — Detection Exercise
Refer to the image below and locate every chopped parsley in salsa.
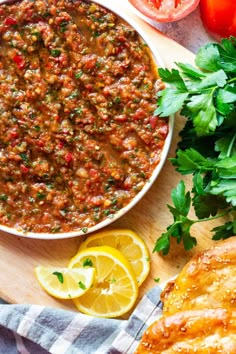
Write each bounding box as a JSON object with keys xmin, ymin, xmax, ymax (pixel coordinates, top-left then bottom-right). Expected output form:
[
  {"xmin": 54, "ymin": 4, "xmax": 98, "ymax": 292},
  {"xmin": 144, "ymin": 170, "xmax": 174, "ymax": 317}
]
[{"xmin": 0, "ymin": 0, "xmax": 168, "ymax": 233}]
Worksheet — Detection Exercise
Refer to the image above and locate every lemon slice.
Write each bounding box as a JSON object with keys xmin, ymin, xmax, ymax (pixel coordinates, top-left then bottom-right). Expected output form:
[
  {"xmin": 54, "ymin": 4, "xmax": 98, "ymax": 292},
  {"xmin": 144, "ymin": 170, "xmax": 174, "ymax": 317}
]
[
  {"xmin": 79, "ymin": 229, "xmax": 150, "ymax": 285},
  {"xmin": 68, "ymin": 246, "xmax": 138, "ymax": 318},
  {"xmin": 35, "ymin": 266, "xmax": 95, "ymax": 299}
]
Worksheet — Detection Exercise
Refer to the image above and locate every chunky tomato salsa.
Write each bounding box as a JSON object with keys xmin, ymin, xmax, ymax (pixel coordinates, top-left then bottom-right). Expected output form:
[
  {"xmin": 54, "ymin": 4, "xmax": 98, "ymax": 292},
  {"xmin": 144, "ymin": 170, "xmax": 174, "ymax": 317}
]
[{"xmin": 0, "ymin": 0, "xmax": 168, "ymax": 234}]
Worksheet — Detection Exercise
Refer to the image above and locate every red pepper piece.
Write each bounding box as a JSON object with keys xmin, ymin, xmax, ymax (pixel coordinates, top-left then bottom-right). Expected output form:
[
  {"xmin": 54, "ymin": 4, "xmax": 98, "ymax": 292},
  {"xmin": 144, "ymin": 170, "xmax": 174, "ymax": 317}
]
[
  {"xmin": 20, "ymin": 164, "xmax": 29, "ymax": 173},
  {"xmin": 13, "ymin": 55, "xmax": 25, "ymax": 69},
  {"xmin": 158, "ymin": 124, "xmax": 168, "ymax": 139},
  {"xmin": 37, "ymin": 140, "xmax": 45, "ymax": 148},
  {"xmin": 133, "ymin": 108, "xmax": 146, "ymax": 120},
  {"xmin": 10, "ymin": 131, "xmax": 19, "ymax": 139},
  {"xmin": 85, "ymin": 84, "xmax": 93, "ymax": 92},
  {"xmin": 150, "ymin": 116, "xmax": 157, "ymax": 129},
  {"xmin": 65, "ymin": 152, "xmax": 73, "ymax": 163},
  {"xmin": 4, "ymin": 17, "xmax": 17, "ymax": 26},
  {"xmin": 89, "ymin": 168, "xmax": 98, "ymax": 178},
  {"xmin": 58, "ymin": 141, "xmax": 64, "ymax": 149}
]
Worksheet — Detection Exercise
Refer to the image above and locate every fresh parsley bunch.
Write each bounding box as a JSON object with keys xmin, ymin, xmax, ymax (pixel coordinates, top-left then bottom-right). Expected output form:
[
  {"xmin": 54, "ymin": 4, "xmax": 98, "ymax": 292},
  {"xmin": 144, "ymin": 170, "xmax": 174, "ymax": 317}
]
[{"xmin": 154, "ymin": 36, "xmax": 236, "ymax": 255}]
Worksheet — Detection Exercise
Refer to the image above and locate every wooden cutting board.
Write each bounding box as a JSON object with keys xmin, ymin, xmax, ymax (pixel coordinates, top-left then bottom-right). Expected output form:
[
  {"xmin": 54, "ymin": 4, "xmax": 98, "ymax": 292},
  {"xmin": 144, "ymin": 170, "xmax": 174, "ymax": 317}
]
[{"xmin": 0, "ymin": 1, "xmax": 220, "ymax": 312}]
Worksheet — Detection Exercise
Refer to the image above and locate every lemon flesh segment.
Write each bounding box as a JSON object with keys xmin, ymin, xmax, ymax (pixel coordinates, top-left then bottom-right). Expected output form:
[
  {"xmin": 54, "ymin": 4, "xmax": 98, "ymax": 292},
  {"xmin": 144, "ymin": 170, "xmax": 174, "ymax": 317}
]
[
  {"xmin": 68, "ymin": 246, "xmax": 138, "ymax": 318},
  {"xmin": 79, "ymin": 229, "xmax": 150, "ymax": 286},
  {"xmin": 35, "ymin": 266, "xmax": 95, "ymax": 300}
]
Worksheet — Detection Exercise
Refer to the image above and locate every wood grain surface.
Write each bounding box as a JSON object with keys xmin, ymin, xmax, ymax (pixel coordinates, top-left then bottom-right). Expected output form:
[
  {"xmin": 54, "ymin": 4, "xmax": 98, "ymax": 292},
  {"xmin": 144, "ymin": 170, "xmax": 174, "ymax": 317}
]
[{"xmin": 0, "ymin": 1, "xmax": 222, "ymax": 313}]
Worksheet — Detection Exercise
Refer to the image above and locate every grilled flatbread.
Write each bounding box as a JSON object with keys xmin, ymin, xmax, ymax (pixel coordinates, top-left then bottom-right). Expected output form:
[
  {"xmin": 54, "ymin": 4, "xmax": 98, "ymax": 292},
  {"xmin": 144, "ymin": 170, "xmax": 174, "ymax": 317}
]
[
  {"xmin": 135, "ymin": 308, "xmax": 236, "ymax": 354},
  {"xmin": 161, "ymin": 237, "xmax": 236, "ymax": 315}
]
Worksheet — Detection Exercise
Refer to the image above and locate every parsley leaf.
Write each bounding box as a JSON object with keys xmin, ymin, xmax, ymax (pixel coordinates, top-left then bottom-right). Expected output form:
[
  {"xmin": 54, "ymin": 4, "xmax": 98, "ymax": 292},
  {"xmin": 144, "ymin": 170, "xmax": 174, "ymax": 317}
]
[
  {"xmin": 153, "ymin": 232, "xmax": 171, "ymax": 255},
  {"xmin": 175, "ymin": 62, "xmax": 205, "ymax": 79},
  {"xmin": 154, "ymin": 37, "xmax": 236, "ymax": 254},
  {"xmin": 212, "ymin": 220, "xmax": 236, "ymax": 240},
  {"xmin": 53, "ymin": 271, "xmax": 64, "ymax": 284},
  {"xmin": 187, "ymin": 93, "xmax": 218, "ymax": 136},
  {"xmin": 195, "ymin": 43, "xmax": 222, "ymax": 72},
  {"xmin": 215, "ymin": 133, "xmax": 236, "ymax": 158},
  {"xmin": 0, "ymin": 194, "xmax": 8, "ymax": 201},
  {"xmin": 78, "ymin": 281, "xmax": 86, "ymax": 290},
  {"xmin": 50, "ymin": 49, "xmax": 61, "ymax": 57},
  {"xmin": 171, "ymin": 180, "xmax": 191, "ymax": 215},
  {"xmin": 154, "ymin": 181, "xmax": 196, "ymax": 255},
  {"xmin": 154, "ymin": 278, "xmax": 160, "ymax": 283},
  {"xmin": 170, "ymin": 148, "xmax": 215, "ymax": 174},
  {"xmin": 158, "ymin": 68, "xmax": 187, "ymax": 90},
  {"xmin": 155, "ymin": 68, "xmax": 189, "ymax": 117},
  {"xmin": 216, "ymin": 85, "xmax": 236, "ymax": 115},
  {"xmin": 157, "ymin": 38, "xmax": 236, "ymax": 136},
  {"xmin": 194, "ymin": 192, "xmax": 228, "ymax": 219},
  {"xmin": 210, "ymin": 179, "xmax": 236, "ymax": 206},
  {"xmin": 83, "ymin": 258, "xmax": 93, "ymax": 267},
  {"xmin": 155, "ymin": 88, "xmax": 188, "ymax": 117},
  {"xmin": 217, "ymin": 37, "xmax": 236, "ymax": 73}
]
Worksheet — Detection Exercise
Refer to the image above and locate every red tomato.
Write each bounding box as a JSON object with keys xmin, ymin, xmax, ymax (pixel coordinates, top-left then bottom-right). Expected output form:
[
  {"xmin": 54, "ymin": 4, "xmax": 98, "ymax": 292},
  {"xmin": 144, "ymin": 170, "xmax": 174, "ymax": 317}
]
[
  {"xmin": 4, "ymin": 17, "xmax": 17, "ymax": 26},
  {"xmin": 128, "ymin": 0, "xmax": 200, "ymax": 22},
  {"xmin": 20, "ymin": 164, "xmax": 29, "ymax": 173},
  {"xmin": 65, "ymin": 152, "xmax": 73, "ymax": 164},
  {"xmin": 200, "ymin": 0, "xmax": 236, "ymax": 41},
  {"xmin": 13, "ymin": 54, "xmax": 25, "ymax": 69}
]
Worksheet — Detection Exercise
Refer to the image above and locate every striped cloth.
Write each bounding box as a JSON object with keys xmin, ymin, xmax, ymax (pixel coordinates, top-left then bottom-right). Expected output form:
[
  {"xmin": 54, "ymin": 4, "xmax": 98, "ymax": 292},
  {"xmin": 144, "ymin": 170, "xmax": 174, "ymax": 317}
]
[{"xmin": 0, "ymin": 285, "xmax": 163, "ymax": 354}]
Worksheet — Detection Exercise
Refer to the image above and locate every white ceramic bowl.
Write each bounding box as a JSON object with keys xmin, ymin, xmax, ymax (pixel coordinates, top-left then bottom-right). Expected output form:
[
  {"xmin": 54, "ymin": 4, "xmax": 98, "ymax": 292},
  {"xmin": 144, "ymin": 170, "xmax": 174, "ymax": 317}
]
[{"xmin": 0, "ymin": 0, "xmax": 174, "ymax": 239}]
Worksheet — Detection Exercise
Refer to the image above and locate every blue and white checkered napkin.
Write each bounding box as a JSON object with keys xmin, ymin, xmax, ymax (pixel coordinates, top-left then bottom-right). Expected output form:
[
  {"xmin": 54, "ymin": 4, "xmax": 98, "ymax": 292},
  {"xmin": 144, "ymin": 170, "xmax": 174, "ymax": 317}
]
[{"xmin": 0, "ymin": 285, "xmax": 163, "ymax": 354}]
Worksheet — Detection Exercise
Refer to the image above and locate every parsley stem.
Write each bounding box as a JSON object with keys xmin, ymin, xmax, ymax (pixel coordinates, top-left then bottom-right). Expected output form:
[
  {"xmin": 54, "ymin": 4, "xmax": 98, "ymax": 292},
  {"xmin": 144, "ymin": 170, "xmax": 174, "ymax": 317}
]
[
  {"xmin": 227, "ymin": 132, "xmax": 236, "ymax": 157},
  {"xmin": 188, "ymin": 87, "xmax": 216, "ymax": 94},
  {"xmin": 227, "ymin": 77, "xmax": 236, "ymax": 84},
  {"xmin": 188, "ymin": 77, "xmax": 236, "ymax": 95},
  {"xmin": 193, "ymin": 208, "xmax": 233, "ymax": 224}
]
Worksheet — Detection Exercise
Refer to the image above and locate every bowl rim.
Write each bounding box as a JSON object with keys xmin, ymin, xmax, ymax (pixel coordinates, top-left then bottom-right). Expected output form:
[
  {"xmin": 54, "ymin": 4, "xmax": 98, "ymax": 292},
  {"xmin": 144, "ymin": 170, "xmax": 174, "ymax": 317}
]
[{"xmin": 0, "ymin": 0, "xmax": 174, "ymax": 239}]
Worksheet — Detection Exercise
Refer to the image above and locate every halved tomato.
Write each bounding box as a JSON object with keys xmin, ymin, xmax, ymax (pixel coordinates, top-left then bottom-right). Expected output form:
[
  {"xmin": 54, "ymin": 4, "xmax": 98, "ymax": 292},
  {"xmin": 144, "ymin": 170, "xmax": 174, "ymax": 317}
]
[{"xmin": 128, "ymin": 0, "xmax": 200, "ymax": 23}]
